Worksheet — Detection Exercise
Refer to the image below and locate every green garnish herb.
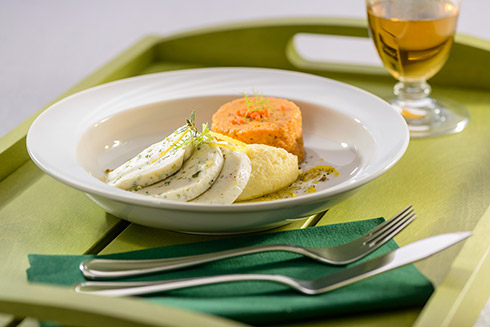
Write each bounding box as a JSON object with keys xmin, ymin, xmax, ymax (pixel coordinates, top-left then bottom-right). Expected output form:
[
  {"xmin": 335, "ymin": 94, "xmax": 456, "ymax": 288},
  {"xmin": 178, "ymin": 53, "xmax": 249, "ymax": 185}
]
[
  {"xmin": 173, "ymin": 111, "xmax": 214, "ymax": 150},
  {"xmin": 186, "ymin": 111, "xmax": 214, "ymax": 146},
  {"xmin": 240, "ymin": 89, "xmax": 271, "ymax": 119}
]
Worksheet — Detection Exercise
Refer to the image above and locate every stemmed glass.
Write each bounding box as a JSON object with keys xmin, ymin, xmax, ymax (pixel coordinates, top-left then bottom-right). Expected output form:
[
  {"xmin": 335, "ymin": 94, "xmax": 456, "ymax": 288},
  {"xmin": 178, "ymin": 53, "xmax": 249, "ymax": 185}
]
[{"xmin": 366, "ymin": 0, "xmax": 469, "ymax": 137}]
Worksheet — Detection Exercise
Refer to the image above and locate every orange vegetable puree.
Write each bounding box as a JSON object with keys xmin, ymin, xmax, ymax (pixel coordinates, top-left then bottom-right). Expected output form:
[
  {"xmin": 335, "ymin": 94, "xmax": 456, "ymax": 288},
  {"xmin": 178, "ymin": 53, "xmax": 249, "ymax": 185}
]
[{"xmin": 211, "ymin": 97, "xmax": 305, "ymax": 162}]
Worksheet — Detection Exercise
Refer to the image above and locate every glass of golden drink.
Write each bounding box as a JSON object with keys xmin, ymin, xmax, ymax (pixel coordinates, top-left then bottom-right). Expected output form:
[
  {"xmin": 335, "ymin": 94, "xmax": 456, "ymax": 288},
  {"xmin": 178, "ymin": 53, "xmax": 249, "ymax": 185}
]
[{"xmin": 366, "ymin": 0, "xmax": 469, "ymax": 137}]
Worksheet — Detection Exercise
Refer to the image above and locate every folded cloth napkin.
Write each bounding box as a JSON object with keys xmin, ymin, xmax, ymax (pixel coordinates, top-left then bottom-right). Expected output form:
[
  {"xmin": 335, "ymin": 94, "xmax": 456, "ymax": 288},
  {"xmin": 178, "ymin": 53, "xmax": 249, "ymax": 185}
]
[{"xmin": 27, "ymin": 218, "xmax": 433, "ymax": 325}]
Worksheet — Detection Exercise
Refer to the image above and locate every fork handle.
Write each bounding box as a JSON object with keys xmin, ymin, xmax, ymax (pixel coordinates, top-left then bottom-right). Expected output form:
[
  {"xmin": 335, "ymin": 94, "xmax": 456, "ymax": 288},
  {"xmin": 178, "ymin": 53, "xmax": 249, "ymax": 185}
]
[
  {"xmin": 80, "ymin": 244, "xmax": 310, "ymax": 280},
  {"xmin": 74, "ymin": 273, "xmax": 300, "ymax": 297}
]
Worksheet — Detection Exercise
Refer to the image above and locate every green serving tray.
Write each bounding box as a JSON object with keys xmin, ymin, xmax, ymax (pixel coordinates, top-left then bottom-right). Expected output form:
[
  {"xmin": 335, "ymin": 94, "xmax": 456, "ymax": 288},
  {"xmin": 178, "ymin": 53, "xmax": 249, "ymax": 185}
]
[{"xmin": 1, "ymin": 18, "xmax": 489, "ymax": 327}]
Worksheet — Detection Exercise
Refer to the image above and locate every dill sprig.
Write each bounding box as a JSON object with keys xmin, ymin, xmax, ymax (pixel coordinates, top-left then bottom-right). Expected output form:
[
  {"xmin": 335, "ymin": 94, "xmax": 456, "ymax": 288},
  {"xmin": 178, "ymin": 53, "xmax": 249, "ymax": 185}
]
[
  {"xmin": 181, "ymin": 110, "xmax": 214, "ymax": 148},
  {"xmin": 150, "ymin": 111, "xmax": 212, "ymax": 164},
  {"xmin": 240, "ymin": 89, "xmax": 271, "ymax": 119}
]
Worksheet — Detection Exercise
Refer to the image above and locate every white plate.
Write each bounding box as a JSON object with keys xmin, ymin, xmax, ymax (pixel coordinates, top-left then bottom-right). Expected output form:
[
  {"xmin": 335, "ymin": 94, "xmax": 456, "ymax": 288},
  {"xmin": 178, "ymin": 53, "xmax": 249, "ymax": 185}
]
[{"xmin": 26, "ymin": 67, "xmax": 409, "ymax": 234}]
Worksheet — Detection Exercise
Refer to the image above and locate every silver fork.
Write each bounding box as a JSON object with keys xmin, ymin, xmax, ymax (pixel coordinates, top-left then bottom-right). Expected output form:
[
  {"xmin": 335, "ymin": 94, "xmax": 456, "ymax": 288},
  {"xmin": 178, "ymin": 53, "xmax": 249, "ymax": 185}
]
[{"xmin": 80, "ymin": 205, "xmax": 416, "ymax": 280}]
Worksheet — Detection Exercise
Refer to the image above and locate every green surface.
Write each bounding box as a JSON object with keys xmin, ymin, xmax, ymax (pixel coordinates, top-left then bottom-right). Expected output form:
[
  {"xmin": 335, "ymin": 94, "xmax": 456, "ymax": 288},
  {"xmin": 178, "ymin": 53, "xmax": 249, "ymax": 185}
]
[
  {"xmin": 414, "ymin": 206, "xmax": 490, "ymax": 327},
  {"xmin": 322, "ymin": 86, "xmax": 490, "ymax": 286},
  {"xmin": 0, "ymin": 160, "xmax": 121, "ymax": 284},
  {"xmin": 1, "ymin": 17, "xmax": 489, "ymax": 326}
]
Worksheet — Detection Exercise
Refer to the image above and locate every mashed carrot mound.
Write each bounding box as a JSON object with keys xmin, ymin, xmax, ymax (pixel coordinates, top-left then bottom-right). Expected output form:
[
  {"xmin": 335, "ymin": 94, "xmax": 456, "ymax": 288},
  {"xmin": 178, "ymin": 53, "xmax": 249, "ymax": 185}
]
[{"xmin": 211, "ymin": 96, "xmax": 305, "ymax": 162}]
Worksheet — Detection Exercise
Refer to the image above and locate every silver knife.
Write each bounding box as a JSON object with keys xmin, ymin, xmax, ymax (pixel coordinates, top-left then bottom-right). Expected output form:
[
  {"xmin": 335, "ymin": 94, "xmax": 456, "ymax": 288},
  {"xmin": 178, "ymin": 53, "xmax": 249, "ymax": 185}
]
[{"xmin": 74, "ymin": 231, "xmax": 471, "ymax": 297}]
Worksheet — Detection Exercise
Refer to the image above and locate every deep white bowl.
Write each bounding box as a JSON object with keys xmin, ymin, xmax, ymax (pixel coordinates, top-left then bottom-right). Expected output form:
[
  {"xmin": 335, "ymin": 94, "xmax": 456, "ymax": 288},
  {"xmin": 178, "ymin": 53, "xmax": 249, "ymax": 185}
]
[{"xmin": 26, "ymin": 67, "xmax": 409, "ymax": 234}]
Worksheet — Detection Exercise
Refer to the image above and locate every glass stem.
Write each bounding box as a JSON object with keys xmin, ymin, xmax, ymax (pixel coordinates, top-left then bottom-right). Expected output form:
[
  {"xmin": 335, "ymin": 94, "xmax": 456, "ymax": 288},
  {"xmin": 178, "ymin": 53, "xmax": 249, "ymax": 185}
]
[
  {"xmin": 393, "ymin": 80, "xmax": 431, "ymax": 101},
  {"xmin": 390, "ymin": 80, "xmax": 439, "ymax": 121}
]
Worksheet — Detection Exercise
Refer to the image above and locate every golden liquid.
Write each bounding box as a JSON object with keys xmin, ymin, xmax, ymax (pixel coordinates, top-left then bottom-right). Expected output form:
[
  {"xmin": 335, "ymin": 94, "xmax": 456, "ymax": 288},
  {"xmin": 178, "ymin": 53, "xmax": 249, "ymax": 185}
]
[{"xmin": 367, "ymin": 1, "xmax": 458, "ymax": 82}]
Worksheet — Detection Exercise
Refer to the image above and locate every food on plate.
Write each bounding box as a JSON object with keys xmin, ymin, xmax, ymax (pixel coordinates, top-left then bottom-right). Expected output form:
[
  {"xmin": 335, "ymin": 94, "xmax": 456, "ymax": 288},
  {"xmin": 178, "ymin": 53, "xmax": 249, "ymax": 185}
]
[
  {"xmin": 192, "ymin": 147, "xmax": 252, "ymax": 204},
  {"xmin": 135, "ymin": 143, "xmax": 224, "ymax": 201},
  {"xmin": 211, "ymin": 94, "xmax": 305, "ymax": 162},
  {"xmin": 236, "ymin": 144, "xmax": 299, "ymax": 201},
  {"xmin": 250, "ymin": 165, "xmax": 339, "ymax": 201},
  {"xmin": 103, "ymin": 106, "xmax": 337, "ymax": 204},
  {"xmin": 105, "ymin": 125, "xmax": 194, "ymax": 190},
  {"xmin": 102, "ymin": 112, "xmax": 254, "ymax": 204}
]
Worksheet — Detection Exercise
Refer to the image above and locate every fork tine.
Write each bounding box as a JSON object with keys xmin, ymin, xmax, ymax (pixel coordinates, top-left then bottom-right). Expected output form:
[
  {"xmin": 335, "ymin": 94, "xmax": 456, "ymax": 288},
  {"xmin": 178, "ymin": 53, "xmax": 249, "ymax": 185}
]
[
  {"xmin": 367, "ymin": 212, "xmax": 416, "ymax": 247},
  {"xmin": 366, "ymin": 205, "xmax": 413, "ymax": 236},
  {"xmin": 363, "ymin": 207, "xmax": 416, "ymax": 247}
]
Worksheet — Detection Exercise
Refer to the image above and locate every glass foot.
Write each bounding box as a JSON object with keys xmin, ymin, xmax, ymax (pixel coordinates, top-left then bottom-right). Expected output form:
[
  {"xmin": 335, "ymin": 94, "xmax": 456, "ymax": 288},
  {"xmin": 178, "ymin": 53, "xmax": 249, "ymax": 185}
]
[{"xmin": 390, "ymin": 96, "xmax": 469, "ymax": 138}]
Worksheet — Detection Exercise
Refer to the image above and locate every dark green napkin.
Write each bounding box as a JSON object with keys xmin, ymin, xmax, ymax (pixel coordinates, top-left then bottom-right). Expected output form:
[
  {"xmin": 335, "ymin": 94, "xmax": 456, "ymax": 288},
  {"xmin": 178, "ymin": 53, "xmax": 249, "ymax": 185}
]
[{"xmin": 27, "ymin": 218, "xmax": 433, "ymax": 325}]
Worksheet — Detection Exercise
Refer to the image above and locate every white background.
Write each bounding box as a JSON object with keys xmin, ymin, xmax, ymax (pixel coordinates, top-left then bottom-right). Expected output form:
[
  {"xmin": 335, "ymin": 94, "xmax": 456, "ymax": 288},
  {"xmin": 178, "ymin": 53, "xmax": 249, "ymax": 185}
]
[{"xmin": 1, "ymin": 0, "xmax": 489, "ymax": 138}]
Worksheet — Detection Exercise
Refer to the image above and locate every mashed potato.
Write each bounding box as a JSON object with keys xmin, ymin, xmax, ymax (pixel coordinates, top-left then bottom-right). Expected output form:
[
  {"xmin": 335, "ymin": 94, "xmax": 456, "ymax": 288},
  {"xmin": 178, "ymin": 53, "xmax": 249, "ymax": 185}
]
[{"xmin": 237, "ymin": 144, "xmax": 299, "ymax": 201}]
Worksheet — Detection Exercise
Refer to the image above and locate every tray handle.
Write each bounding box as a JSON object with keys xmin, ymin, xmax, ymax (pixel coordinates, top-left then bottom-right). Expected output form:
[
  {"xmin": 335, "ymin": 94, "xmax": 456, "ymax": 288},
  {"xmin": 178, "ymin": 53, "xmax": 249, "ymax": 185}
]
[
  {"xmin": 155, "ymin": 17, "xmax": 490, "ymax": 90},
  {"xmin": 0, "ymin": 281, "xmax": 245, "ymax": 327}
]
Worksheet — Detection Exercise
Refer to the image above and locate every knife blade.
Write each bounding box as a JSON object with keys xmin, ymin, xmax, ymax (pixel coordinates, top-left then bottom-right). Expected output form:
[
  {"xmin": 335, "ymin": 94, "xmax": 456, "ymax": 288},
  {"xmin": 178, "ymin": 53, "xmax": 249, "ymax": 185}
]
[{"xmin": 311, "ymin": 231, "xmax": 471, "ymax": 293}]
